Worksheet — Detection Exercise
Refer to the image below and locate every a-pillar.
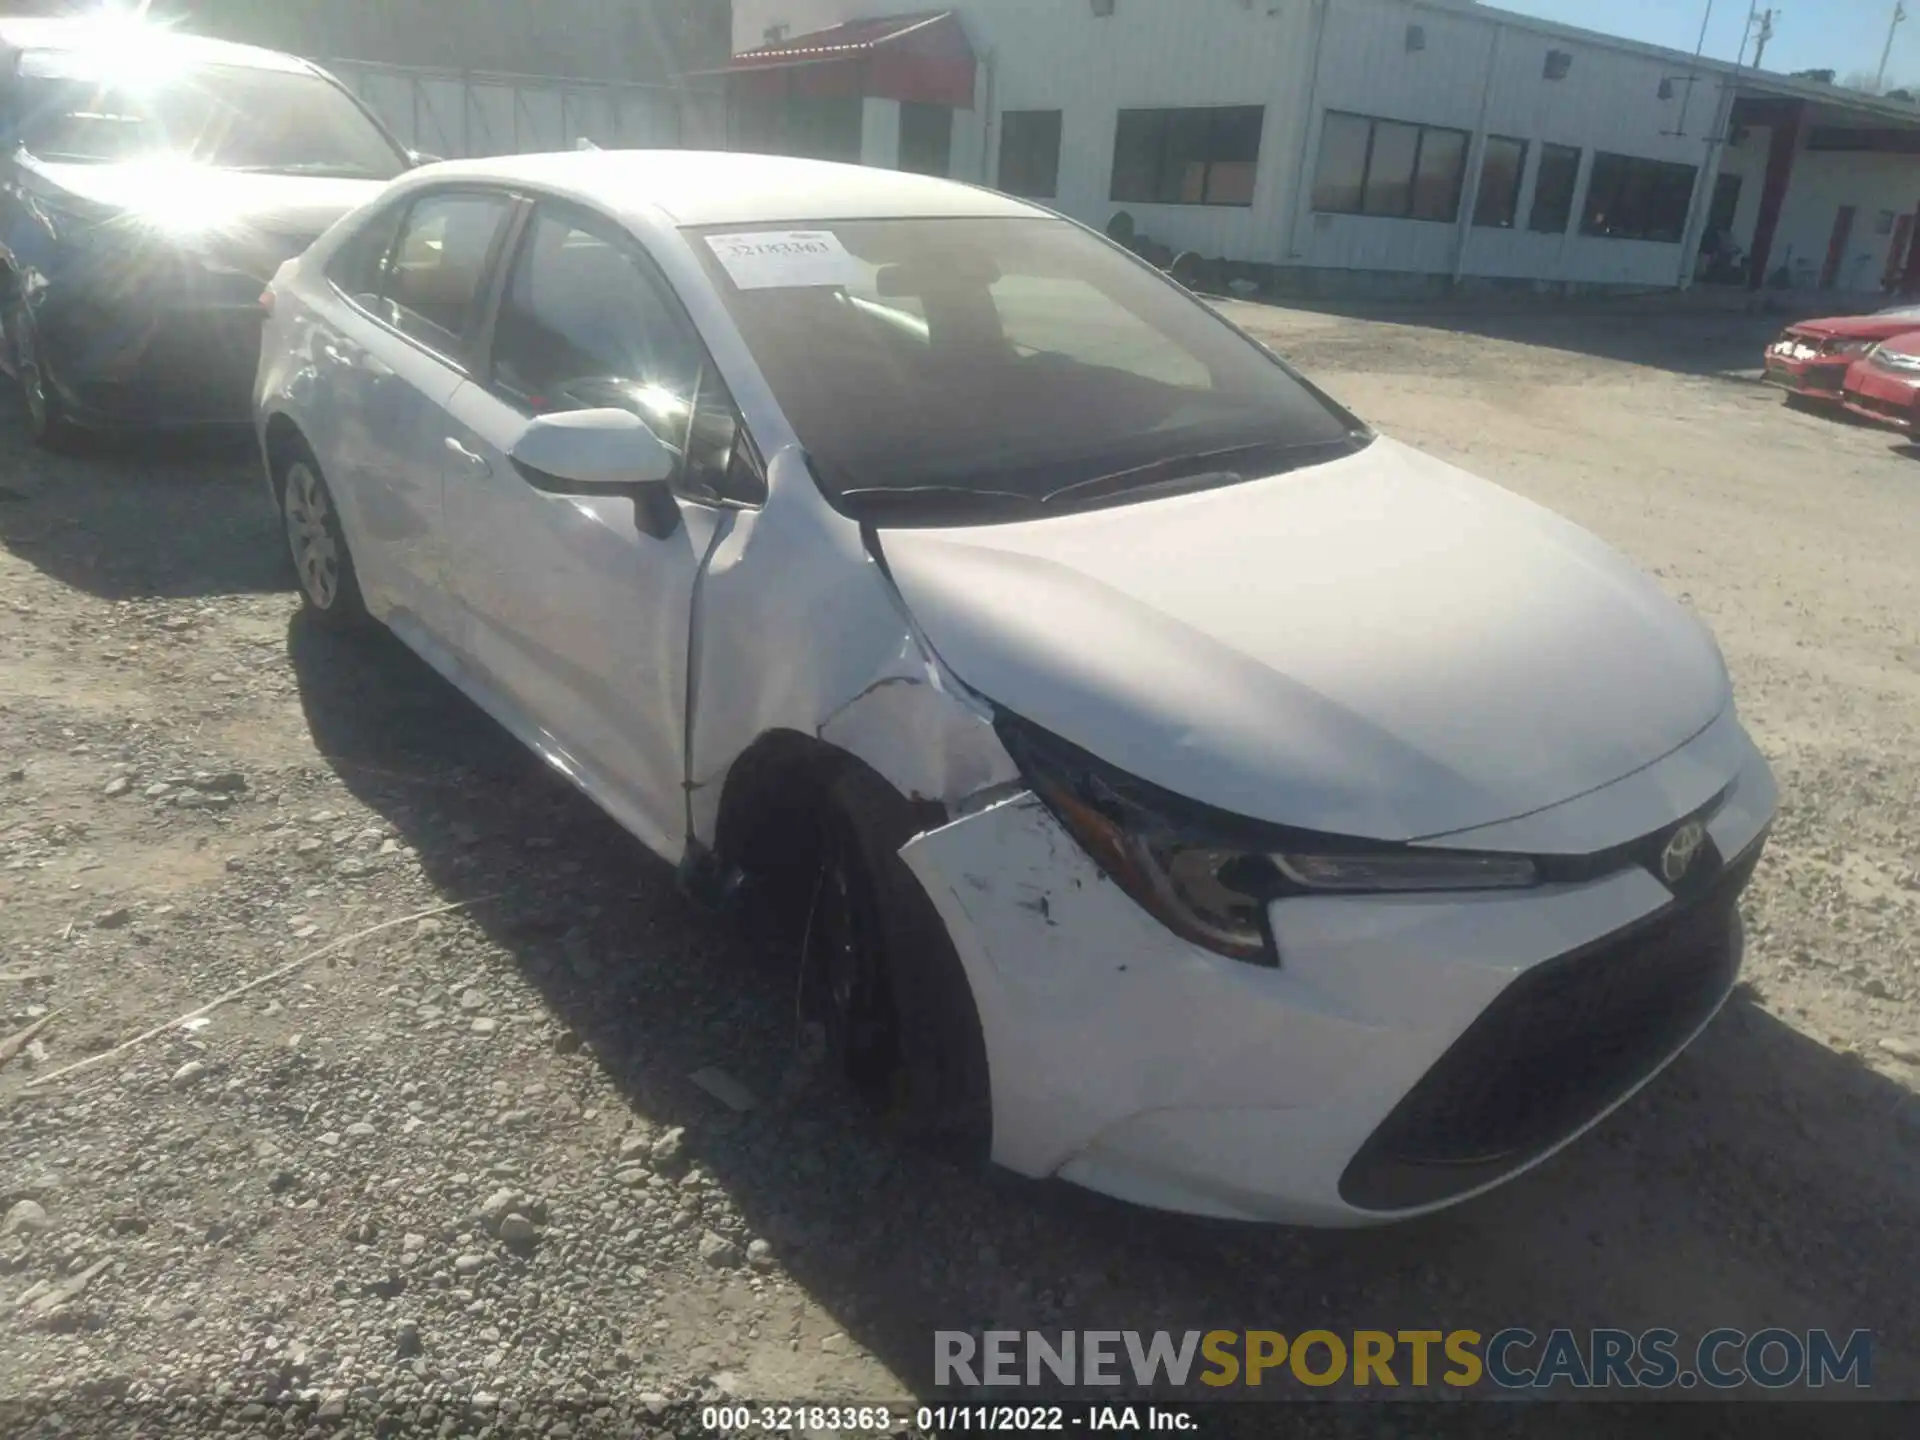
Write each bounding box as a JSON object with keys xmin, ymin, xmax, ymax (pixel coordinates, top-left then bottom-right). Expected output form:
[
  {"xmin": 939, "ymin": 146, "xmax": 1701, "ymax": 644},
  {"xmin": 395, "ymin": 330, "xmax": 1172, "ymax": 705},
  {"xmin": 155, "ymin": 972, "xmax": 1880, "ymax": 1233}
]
[{"xmin": 1746, "ymin": 99, "xmax": 1808, "ymax": 291}]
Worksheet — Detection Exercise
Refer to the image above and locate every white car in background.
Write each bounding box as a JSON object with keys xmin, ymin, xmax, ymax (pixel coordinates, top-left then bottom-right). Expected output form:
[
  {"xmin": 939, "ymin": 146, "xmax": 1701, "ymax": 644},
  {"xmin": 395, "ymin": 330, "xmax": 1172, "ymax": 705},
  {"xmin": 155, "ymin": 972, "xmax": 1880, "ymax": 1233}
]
[{"xmin": 254, "ymin": 151, "xmax": 1776, "ymax": 1225}]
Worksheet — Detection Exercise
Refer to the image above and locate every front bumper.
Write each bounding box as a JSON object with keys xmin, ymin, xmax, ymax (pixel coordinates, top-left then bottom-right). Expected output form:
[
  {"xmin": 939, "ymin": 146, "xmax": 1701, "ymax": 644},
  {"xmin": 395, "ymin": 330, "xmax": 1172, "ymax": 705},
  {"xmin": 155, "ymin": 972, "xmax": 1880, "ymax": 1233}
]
[
  {"xmin": 900, "ymin": 714, "xmax": 1777, "ymax": 1226},
  {"xmin": 1842, "ymin": 362, "xmax": 1920, "ymax": 429},
  {"xmin": 31, "ymin": 260, "xmax": 268, "ymax": 428},
  {"xmin": 1762, "ymin": 350, "xmax": 1851, "ymax": 397}
]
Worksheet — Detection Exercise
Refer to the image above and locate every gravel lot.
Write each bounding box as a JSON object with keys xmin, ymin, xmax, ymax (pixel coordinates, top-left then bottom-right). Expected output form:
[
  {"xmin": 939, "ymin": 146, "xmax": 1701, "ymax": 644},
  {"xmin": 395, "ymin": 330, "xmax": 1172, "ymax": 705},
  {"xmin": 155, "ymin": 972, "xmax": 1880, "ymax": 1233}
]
[{"xmin": 2, "ymin": 300, "xmax": 1918, "ymax": 1430}]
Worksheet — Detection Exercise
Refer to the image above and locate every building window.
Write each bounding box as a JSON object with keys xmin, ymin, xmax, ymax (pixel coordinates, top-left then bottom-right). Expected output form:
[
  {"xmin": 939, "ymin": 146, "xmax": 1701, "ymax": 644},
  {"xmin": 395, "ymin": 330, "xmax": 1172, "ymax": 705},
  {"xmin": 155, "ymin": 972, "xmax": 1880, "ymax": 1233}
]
[
  {"xmin": 1110, "ymin": 106, "xmax": 1264, "ymax": 207},
  {"xmin": 1529, "ymin": 143, "xmax": 1581, "ymax": 233},
  {"xmin": 899, "ymin": 102, "xmax": 953, "ymax": 177},
  {"xmin": 733, "ymin": 92, "xmax": 862, "ymax": 164},
  {"xmin": 1411, "ymin": 128, "xmax": 1468, "ymax": 220},
  {"xmin": 1311, "ymin": 111, "xmax": 1470, "ymax": 223},
  {"xmin": 1473, "ymin": 135, "xmax": 1528, "ymax": 229},
  {"xmin": 1581, "ymin": 152, "xmax": 1699, "ymax": 243},
  {"xmin": 999, "ymin": 110, "xmax": 1063, "ymax": 198},
  {"xmin": 1311, "ymin": 112, "xmax": 1370, "ymax": 214}
]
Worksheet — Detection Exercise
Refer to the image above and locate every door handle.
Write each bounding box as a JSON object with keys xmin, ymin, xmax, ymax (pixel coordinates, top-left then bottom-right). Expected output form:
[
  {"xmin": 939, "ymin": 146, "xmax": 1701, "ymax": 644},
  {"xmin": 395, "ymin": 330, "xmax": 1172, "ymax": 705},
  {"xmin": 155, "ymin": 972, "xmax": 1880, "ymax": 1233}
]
[{"xmin": 444, "ymin": 436, "xmax": 492, "ymax": 476}]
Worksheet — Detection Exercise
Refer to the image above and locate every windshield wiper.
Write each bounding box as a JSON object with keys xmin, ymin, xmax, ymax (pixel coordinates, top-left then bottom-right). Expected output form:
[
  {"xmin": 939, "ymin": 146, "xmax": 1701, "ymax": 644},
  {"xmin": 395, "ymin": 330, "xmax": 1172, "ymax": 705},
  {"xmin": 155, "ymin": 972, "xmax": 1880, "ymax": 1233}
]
[
  {"xmin": 1039, "ymin": 436, "xmax": 1363, "ymax": 509},
  {"xmin": 230, "ymin": 162, "xmax": 376, "ymax": 177},
  {"xmin": 834, "ymin": 434, "xmax": 1369, "ymax": 523},
  {"xmin": 838, "ymin": 483, "xmax": 1043, "ymax": 514}
]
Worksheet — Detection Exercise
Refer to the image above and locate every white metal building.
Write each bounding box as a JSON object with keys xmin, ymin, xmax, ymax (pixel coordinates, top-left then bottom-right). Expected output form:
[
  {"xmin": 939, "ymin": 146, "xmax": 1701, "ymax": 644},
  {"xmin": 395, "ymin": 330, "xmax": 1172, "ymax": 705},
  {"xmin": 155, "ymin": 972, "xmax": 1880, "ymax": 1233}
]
[{"xmin": 710, "ymin": 0, "xmax": 1920, "ymax": 298}]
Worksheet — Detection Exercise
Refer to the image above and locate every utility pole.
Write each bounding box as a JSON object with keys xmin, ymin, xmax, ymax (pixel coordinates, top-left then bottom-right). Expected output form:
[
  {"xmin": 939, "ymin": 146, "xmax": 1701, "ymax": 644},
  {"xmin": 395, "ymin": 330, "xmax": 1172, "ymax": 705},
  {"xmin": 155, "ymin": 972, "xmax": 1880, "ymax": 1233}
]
[
  {"xmin": 1751, "ymin": 9, "xmax": 1777, "ymax": 70},
  {"xmin": 1671, "ymin": 0, "xmax": 1716, "ymax": 138},
  {"xmin": 1877, "ymin": 0, "xmax": 1909, "ymax": 93}
]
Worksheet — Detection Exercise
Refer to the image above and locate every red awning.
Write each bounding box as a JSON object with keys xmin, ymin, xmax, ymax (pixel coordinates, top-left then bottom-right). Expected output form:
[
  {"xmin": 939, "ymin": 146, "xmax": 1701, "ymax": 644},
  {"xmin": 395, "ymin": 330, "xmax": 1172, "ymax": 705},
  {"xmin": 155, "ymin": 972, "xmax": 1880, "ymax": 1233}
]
[{"xmin": 690, "ymin": 11, "xmax": 977, "ymax": 110}]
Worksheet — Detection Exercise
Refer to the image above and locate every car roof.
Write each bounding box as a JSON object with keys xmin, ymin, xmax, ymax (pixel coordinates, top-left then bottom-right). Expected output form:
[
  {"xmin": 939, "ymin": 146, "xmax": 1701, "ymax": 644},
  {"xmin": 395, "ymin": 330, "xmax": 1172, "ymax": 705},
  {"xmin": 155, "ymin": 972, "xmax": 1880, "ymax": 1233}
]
[
  {"xmin": 411, "ymin": 150, "xmax": 1051, "ymax": 227},
  {"xmin": 0, "ymin": 16, "xmax": 315, "ymax": 75}
]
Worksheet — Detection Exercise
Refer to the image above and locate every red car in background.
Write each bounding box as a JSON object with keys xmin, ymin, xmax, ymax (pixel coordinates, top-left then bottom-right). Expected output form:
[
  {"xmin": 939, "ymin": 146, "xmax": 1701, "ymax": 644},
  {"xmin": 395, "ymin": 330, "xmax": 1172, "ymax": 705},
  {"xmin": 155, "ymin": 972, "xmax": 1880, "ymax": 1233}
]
[
  {"xmin": 1764, "ymin": 306, "xmax": 1920, "ymax": 403},
  {"xmin": 1841, "ymin": 329, "xmax": 1920, "ymax": 430}
]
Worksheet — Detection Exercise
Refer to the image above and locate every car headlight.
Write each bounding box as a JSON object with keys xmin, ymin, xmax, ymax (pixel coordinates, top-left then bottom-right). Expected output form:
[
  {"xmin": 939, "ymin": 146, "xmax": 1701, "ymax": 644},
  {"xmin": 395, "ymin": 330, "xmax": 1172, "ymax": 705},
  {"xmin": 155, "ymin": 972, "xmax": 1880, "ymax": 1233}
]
[
  {"xmin": 1832, "ymin": 339, "xmax": 1875, "ymax": 356},
  {"xmin": 30, "ymin": 195, "xmax": 222, "ymax": 269},
  {"xmin": 995, "ymin": 716, "xmax": 1540, "ymax": 968},
  {"xmin": 28, "ymin": 194, "xmax": 118, "ymax": 250}
]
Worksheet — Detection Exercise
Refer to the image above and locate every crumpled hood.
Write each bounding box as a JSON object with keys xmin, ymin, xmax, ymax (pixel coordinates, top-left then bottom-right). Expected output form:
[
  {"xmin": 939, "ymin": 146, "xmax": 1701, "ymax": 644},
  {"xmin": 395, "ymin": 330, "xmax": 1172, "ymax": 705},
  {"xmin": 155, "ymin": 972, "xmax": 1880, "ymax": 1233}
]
[
  {"xmin": 29, "ymin": 159, "xmax": 384, "ymax": 242},
  {"xmin": 1789, "ymin": 312, "xmax": 1920, "ymax": 341},
  {"xmin": 878, "ymin": 437, "xmax": 1732, "ymax": 843}
]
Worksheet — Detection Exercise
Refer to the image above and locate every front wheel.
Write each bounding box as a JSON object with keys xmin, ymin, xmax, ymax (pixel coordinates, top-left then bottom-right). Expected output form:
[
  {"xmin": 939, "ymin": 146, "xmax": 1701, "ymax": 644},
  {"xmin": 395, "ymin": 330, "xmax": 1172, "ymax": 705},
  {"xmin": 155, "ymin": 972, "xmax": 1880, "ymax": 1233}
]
[
  {"xmin": 9, "ymin": 305, "xmax": 76, "ymax": 449},
  {"xmin": 809, "ymin": 766, "xmax": 993, "ymax": 1161},
  {"xmin": 279, "ymin": 446, "xmax": 370, "ymax": 627}
]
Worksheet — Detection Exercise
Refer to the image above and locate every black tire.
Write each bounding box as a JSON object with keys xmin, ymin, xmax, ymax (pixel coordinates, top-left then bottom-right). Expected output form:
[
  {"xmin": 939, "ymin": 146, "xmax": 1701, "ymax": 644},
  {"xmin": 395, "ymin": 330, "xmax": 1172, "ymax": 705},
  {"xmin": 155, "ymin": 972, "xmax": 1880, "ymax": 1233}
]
[
  {"xmin": 275, "ymin": 441, "xmax": 370, "ymax": 628},
  {"xmin": 8, "ymin": 303, "xmax": 77, "ymax": 450},
  {"xmin": 810, "ymin": 765, "xmax": 993, "ymax": 1161}
]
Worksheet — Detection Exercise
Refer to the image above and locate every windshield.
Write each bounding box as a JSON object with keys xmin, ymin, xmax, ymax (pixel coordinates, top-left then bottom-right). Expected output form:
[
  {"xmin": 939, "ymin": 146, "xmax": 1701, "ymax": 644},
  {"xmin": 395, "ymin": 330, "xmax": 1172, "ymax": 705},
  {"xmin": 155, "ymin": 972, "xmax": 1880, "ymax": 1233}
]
[
  {"xmin": 14, "ymin": 50, "xmax": 407, "ymax": 180},
  {"xmin": 686, "ymin": 216, "xmax": 1364, "ymax": 524}
]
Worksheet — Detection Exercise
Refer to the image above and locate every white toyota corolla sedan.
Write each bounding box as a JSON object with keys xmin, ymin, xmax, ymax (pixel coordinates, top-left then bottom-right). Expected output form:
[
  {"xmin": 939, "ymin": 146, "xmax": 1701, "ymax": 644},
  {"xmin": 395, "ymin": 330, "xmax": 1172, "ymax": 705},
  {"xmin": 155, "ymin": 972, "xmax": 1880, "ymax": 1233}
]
[{"xmin": 255, "ymin": 150, "xmax": 1776, "ymax": 1226}]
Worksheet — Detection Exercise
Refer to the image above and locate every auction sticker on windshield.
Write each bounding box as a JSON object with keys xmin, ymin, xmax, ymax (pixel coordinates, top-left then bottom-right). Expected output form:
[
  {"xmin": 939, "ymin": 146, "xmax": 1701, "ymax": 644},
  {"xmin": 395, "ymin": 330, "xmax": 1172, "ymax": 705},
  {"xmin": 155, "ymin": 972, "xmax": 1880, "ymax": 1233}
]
[{"xmin": 704, "ymin": 230, "xmax": 864, "ymax": 291}]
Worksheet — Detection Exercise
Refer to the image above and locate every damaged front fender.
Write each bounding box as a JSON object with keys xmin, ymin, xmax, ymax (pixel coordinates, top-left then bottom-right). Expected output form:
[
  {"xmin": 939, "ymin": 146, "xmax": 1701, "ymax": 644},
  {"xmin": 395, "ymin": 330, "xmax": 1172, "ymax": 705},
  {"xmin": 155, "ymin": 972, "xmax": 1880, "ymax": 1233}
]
[
  {"xmin": 899, "ymin": 790, "xmax": 1280, "ymax": 1179},
  {"xmin": 815, "ymin": 667, "xmax": 1017, "ymax": 811},
  {"xmin": 685, "ymin": 446, "xmax": 1018, "ymax": 843}
]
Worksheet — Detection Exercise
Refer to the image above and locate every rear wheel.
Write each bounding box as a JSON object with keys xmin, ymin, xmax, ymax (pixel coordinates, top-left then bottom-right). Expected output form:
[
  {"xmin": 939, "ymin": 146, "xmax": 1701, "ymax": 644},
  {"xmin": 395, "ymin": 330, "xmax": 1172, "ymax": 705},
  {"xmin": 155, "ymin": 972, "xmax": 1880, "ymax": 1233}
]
[{"xmin": 278, "ymin": 446, "xmax": 370, "ymax": 627}]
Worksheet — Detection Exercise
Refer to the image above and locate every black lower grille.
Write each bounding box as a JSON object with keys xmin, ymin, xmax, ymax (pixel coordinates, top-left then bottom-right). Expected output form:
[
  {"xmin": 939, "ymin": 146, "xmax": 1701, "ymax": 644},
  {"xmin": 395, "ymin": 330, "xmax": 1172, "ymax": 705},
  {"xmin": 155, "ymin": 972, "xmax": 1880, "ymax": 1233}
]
[
  {"xmin": 1340, "ymin": 839, "xmax": 1766, "ymax": 1212},
  {"xmin": 1766, "ymin": 361, "xmax": 1843, "ymax": 393}
]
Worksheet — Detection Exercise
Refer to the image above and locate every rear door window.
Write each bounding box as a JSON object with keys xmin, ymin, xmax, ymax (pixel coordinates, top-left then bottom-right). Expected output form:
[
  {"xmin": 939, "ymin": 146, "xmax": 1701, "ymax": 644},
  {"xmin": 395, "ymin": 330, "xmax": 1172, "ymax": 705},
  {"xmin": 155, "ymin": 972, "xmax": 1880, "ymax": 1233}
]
[
  {"xmin": 379, "ymin": 191, "xmax": 514, "ymax": 358},
  {"xmin": 326, "ymin": 202, "xmax": 407, "ymax": 308}
]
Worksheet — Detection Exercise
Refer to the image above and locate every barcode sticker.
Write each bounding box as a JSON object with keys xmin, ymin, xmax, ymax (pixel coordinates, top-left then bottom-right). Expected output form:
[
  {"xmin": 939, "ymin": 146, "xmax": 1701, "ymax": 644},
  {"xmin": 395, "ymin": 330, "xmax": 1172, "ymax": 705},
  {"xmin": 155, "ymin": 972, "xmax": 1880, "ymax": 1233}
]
[{"xmin": 704, "ymin": 230, "xmax": 863, "ymax": 291}]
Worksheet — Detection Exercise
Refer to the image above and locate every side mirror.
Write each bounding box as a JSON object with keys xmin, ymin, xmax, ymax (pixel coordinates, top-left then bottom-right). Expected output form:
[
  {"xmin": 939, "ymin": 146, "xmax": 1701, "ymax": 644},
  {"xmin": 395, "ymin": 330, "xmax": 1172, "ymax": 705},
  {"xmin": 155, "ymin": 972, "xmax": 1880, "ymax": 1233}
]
[{"xmin": 509, "ymin": 407, "xmax": 682, "ymax": 536}]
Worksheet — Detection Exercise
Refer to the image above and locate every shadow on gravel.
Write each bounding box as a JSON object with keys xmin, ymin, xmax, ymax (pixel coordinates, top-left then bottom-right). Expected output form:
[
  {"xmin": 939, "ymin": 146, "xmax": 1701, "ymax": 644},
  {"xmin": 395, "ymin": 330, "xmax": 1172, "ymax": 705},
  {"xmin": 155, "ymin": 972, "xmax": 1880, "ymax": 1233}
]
[
  {"xmin": 0, "ymin": 399, "xmax": 278, "ymax": 601},
  {"xmin": 283, "ymin": 613, "xmax": 1920, "ymax": 1402}
]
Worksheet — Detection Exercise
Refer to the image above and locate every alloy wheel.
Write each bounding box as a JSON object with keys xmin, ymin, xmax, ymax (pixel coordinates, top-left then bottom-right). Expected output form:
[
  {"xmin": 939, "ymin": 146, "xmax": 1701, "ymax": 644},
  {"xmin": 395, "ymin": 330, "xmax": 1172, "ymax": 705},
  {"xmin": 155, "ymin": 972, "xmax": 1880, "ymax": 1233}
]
[
  {"xmin": 283, "ymin": 461, "xmax": 342, "ymax": 610},
  {"xmin": 14, "ymin": 318, "xmax": 49, "ymax": 436},
  {"xmin": 810, "ymin": 813, "xmax": 899, "ymax": 1099}
]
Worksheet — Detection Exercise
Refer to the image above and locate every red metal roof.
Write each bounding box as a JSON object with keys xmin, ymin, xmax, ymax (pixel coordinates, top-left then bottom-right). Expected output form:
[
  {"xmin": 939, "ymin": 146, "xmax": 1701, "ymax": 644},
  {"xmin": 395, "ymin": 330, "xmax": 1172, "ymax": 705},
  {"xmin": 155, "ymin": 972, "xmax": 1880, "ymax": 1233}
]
[
  {"xmin": 730, "ymin": 12, "xmax": 965, "ymax": 67},
  {"xmin": 691, "ymin": 11, "xmax": 977, "ymax": 109}
]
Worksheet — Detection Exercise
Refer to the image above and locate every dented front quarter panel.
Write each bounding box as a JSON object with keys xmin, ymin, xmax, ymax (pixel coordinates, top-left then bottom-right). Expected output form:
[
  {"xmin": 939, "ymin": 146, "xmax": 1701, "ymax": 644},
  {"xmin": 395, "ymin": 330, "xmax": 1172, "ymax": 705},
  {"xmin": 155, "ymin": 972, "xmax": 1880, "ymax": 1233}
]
[
  {"xmin": 897, "ymin": 789, "xmax": 1704, "ymax": 1223},
  {"xmin": 898, "ymin": 789, "xmax": 1297, "ymax": 1182},
  {"xmin": 684, "ymin": 445, "xmax": 1017, "ymax": 841},
  {"xmin": 815, "ymin": 671, "xmax": 1016, "ymax": 810}
]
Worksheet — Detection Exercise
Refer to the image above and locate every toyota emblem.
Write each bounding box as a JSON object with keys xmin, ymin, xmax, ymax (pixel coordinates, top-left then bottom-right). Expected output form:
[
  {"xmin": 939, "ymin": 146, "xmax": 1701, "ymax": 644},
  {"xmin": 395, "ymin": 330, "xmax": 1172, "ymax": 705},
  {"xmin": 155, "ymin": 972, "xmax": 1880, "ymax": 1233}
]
[{"xmin": 1661, "ymin": 821, "xmax": 1708, "ymax": 885}]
